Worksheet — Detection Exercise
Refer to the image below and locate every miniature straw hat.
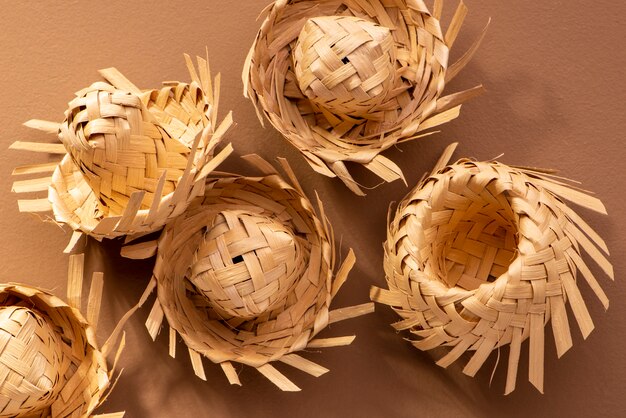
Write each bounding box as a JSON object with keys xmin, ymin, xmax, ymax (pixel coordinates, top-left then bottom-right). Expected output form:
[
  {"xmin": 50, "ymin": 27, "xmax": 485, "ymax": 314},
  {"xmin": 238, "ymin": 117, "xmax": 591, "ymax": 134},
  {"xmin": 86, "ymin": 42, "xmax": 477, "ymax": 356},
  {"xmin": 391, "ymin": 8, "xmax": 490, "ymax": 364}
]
[
  {"xmin": 371, "ymin": 143, "xmax": 613, "ymax": 394},
  {"xmin": 11, "ymin": 54, "xmax": 233, "ymax": 250},
  {"xmin": 0, "ymin": 254, "xmax": 125, "ymax": 417},
  {"xmin": 124, "ymin": 155, "xmax": 374, "ymax": 391},
  {"xmin": 244, "ymin": 0, "xmax": 488, "ymax": 195}
]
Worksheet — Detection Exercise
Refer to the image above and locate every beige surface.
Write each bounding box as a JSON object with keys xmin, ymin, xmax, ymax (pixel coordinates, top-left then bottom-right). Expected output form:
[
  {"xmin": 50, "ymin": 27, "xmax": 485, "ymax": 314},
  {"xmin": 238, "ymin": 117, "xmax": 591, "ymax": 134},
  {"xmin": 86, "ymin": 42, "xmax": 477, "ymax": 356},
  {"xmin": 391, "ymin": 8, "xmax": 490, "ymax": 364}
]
[{"xmin": 0, "ymin": 1, "xmax": 624, "ymax": 417}]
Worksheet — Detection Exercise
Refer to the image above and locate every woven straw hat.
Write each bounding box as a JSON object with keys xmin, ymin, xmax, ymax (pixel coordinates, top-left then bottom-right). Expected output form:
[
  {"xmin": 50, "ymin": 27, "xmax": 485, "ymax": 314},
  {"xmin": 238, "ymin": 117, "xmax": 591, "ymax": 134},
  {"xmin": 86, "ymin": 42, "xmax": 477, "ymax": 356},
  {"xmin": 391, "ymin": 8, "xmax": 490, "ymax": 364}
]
[
  {"xmin": 124, "ymin": 155, "xmax": 374, "ymax": 391},
  {"xmin": 12, "ymin": 54, "xmax": 233, "ymax": 250},
  {"xmin": 244, "ymin": 0, "xmax": 488, "ymax": 195},
  {"xmin": 0, "ymin": 254, "xmax": 125, "ymax": 417},
  {"xmin": 371, "ymin": 143, "xmax": 614, "ymax": 394}
]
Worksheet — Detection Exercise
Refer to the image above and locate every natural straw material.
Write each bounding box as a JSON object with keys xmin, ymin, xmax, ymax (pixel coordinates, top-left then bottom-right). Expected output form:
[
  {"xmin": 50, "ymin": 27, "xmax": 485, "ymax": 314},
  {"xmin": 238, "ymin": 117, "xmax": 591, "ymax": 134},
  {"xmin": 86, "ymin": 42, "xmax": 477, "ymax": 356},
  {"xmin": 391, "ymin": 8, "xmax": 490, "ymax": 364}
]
[
  {"xmin": 123, "ymin": 155, "xmax": 375, "ymax": 391},
  {"xmin": 371, "ymin": 143, "xmax": 614, "ymax": 394},
  {"xmin": 294, "ymin": 16, "xmax": 396, "ymax": 117},
  {"xmin": 11, "ymin": 54, "xmax": 233, "ymax": 250},
  {"xmin": 244, "ymin": 0, "xmax": 487, "ymax": 195},
  {"xmin": 189, "ymin": 211, "xmax": 306, "ymax": 319},
  {"xmin": 0, "ymin": 307, "xmax": 63, "ymax": 416},
  {"xmin": 0, "ymin": 254, "xmax": 125, "ymax": 417}
]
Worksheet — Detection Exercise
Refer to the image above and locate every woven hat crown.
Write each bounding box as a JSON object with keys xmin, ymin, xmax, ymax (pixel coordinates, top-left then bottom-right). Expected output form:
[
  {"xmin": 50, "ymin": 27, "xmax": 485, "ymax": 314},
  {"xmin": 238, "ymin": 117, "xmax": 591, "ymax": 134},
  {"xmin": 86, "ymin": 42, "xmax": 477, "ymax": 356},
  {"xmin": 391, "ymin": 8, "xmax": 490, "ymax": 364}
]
[
  {"xmin": 59, "ymin": 78, "xmax": 209, "ymax": 214},
  {"xmin": 0, "ymin": 306, "xmax": 63, "ymax": 417},
  {"xmin": 189, "ymin": 210, "xmax": 306, "ymax": 319},
  {"xmin": 293, "ymin": 15, "xmax": 396, "ymax": 118}
]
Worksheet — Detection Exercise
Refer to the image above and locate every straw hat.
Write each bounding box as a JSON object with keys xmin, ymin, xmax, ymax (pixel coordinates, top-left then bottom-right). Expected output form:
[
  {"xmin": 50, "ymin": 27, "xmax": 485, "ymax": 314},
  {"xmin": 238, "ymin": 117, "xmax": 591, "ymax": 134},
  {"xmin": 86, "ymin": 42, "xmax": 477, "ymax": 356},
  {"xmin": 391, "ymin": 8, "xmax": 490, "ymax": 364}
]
[
  {"xmin": 371, "ymin": 143, "xmax": 613, "ymax": 394},
  {"xmin": 11, "ymin": 54, "xmax": 233, "ymax": 250},
  {"xmin": 124, "ymin": 155, "xmax": 374, "ymax": 391},
  {"xmin": 0, "ymin": 254, "xmax": 125, "ymax": 417},
  {"xmin": 244, "ymin": 0, "xmax": 488, "ymax": 195}
]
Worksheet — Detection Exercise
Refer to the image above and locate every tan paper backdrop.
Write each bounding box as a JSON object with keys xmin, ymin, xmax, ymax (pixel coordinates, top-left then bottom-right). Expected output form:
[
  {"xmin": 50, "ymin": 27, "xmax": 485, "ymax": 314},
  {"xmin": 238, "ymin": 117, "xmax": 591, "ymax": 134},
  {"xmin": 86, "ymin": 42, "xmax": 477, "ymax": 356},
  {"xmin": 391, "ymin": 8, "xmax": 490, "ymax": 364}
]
[{"xmin": 0, "ymin": 1, "xmax": 624, "ymax": 417}]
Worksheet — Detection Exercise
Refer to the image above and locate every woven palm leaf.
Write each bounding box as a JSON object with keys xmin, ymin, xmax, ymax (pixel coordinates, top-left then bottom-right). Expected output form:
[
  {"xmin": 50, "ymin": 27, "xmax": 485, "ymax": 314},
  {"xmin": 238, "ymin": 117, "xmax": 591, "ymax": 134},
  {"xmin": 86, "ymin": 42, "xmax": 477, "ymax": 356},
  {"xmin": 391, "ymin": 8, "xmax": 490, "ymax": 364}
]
[
  {"xmin": 0, "ymin": 254, "xmax": 125, "ymax": 417},
  {"xmin": 11, "ymin": 54, "xmax": 233, "ymax": 251},
  {"xmin": 371, "ymin": 143, "xmax": 613, "ymax": 394},
  {"xmin": 123, "ymin": 155, "xmax": 375, "ymax": 391},
  {"xmin": 244, "ymin": 0, "xmax": 488, "ymax": 195}
]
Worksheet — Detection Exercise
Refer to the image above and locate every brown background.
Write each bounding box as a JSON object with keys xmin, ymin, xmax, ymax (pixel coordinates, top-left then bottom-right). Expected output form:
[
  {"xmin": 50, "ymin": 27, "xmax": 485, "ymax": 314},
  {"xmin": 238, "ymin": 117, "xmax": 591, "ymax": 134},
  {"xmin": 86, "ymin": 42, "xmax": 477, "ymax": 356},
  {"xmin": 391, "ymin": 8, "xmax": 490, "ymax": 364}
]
[{"xmin": 1, "ymin": 1, "xmax": 624, "ymax": 417}]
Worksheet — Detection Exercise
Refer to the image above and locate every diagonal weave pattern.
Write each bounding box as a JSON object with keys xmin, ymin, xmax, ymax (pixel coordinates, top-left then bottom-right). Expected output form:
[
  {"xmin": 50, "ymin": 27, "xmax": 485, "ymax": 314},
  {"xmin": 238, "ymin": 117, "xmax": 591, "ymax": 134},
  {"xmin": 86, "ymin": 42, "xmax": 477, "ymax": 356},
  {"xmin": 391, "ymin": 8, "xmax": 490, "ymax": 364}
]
[
  {"xmin": 294, "ymin": 16, "xmax": 396, "ymax": 117},
  {"xmin": 372, "ymin": 154, "xmax": 613, "ymax": 394},
  {"xmin": 190, "ymin": 211, "xmax": 305, "ymax": 319},
  {"xmin": 245, "ymin": 0, "xmax": 487, "ymax": 195},
  {"xmin": 0, "ymin": 307, "xmax": 63, "ymax": 418},
  {"xmin": 0, "ymin": 276, "xmax": 120, "ymax": 417}
]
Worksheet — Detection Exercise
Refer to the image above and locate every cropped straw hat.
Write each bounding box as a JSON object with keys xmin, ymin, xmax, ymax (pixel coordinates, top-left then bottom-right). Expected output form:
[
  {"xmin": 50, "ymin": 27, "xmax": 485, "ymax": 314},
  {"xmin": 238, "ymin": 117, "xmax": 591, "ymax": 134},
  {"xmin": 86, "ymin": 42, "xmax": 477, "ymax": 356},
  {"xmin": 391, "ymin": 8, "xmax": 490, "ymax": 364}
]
[
  {"xmin": 371, "ymin": 143, "xmax": 613, "ymax": 393},
  {"xmin": 244, "ymin": 0, "xmax": 487, "ymax": 195},
  {"xmin": 0, "ymin": 254, "xmax": 125, "ymax": 417},
  {"xmin": 11, "ymin": 54, "xmax": 233, "ymax": 251},
  {"xmin": 124, "ymin": 155, "xmax": 374, "ymax": 391}
]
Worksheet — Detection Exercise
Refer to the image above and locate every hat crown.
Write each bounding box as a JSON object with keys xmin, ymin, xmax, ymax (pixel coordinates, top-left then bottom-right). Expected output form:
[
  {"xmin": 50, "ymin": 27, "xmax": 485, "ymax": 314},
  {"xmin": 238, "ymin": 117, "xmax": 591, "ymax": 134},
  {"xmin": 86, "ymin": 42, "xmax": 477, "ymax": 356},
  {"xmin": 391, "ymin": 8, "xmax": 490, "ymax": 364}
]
[
  {"xmin": 0, "ymin": 306, "xmax": 63, "ymax": 417},
  {"xmin": 294, "ymin": 15, "xmax": 397, "ymax": 118},
  {"xmin": 189, "ymin": 211, "xmax": 305, "ymax": 319},
  {"xmin": 59, "ymin": 80, "xmax": 209, "ymax": 214}
]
